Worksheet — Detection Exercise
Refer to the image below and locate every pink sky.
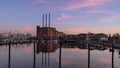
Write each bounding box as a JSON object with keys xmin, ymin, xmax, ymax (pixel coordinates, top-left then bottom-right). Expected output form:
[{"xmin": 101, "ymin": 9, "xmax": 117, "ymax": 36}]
[{"xmin": 0, "ymin": 0, "xmax": 120, "ymax": 35}]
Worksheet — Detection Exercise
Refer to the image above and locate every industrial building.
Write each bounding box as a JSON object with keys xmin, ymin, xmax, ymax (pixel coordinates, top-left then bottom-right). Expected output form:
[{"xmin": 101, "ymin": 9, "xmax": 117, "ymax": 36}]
[{"xmin": 37, "ymin": 13, "xmax": 64, "ymax": 40}]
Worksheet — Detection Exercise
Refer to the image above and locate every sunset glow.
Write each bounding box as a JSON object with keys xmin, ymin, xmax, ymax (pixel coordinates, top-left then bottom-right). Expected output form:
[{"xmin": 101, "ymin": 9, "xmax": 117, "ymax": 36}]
[{"xmin": 0, "ymin": 0, "xmax": 120, "ymax": 35}]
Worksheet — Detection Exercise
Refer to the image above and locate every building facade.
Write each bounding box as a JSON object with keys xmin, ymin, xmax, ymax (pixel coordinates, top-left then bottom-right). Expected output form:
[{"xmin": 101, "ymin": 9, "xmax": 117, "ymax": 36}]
[
  {"xmin": 37, "ymin": 14, "xmax": 64, "ymax": 40},
  {"xmin": 37, "ymin": 26, "xmax": 64, "ymax": 40}
]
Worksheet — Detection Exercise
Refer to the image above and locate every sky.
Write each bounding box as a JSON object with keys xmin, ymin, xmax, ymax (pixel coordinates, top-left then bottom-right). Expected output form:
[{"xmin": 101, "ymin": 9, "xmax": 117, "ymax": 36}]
[{"xmin": 0, "ymin": 0, "xmax": 120, "ymax": 35}]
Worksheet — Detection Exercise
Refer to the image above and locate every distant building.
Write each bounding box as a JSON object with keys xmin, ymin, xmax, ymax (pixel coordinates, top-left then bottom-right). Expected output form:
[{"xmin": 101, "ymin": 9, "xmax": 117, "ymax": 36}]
[
  {"xmin": 61, "ymin": 34, "xmax": 77, "ymax": 42},
  {"xmin": 37, "ymin": 26, "xmax": 64, "ymax": 40},
  {"xmin": 36, "ymin": 13, "xmax": 64, "ymax": 40},
  {"xmin": 0, "ymin": 32, "xmax": 31, "ymax": 42},
  {"xmin": 112, "ymin": 33, "xmax": 120, "ymax": 43},
  {"xmin": 94, "ymin": 33, "xmax": 108, "ymax": 41},
  {"xmin": 8, "ymin": 33, "xmax": 31, "ymax": 41},
  {"xmin": 77, "ymin": 33, "xmax": 94, "ymax": 41},
  {"xmin": 77, "ymin": 33, "xmax": 108, "ymax": 43}
]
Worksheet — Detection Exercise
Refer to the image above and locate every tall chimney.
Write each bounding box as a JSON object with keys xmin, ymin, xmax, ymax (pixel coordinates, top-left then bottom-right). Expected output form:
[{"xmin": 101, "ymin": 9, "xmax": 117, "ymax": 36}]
[
  {"xmin": 42, "ymin": 14, "xmax": 44, "ymax": 27},
  {"xmin": 48, "ymin": 13, "xmax": 50, "ymax": 28},
  {"xmin": 45, "ymin": 14, "xmax": 47, "ymax": 27}
]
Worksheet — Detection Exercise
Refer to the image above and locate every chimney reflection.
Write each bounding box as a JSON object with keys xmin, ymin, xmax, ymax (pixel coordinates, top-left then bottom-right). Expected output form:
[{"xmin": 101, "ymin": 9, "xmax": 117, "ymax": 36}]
[{"xmin": 36, "ymin": 41, "xmax": 59, "ymax": 67}]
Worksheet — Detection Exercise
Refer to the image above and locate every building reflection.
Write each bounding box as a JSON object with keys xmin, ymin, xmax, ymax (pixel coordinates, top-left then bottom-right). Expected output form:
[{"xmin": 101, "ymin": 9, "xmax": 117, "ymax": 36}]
[
  {"xmin": 115, "ymin": 49, "xmax": 120, "ymax": 58},
  {"xmin": 3, "ymin": 41, "xmax": 120, "ymax": 68},
  {"xmin": 61, "ymin": 42, "xmax": 117, "ymax": 68},
  {"xmin": 78, "ymin": 43, "xmax": 107, "ymax": 51},
  {"xmin": 36, "ymin": 41, "xmax": 59, "ymax": 53},
  {"xmin": 61, "ymin": 43, "xmax": 77, "ymax": 48},
  {"xmin": 36, "ymin": 41, "xmax": 60, "ymax": 68}
]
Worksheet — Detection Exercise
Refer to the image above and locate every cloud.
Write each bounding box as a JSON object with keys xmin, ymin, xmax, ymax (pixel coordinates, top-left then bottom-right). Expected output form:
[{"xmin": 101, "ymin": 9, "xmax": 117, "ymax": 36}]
[
  {"xmin": 84, "ymin": 8, "xmax": 114, "ymax": 14},
  {"xmin": 99, "ymin": 14, "xmax": 120, "ymax": 22},
  {"xmin": 33, "ymin": 0, "xmax": 50, "ymax": 4},
  {"xmin": 61, "ymin": 27, "xmax": 87, "ymax": 34},
  {"xmin": 57, "ymin": 13, "xmax": 71, "ymax": 21},
  {"xmin": 64, "ymin": 0, "xmax": 112, "ymax": 10},
  {"xmin": 32, "ymin": 0, "xmax": 113, "ymax": 12},
  {"xmin": 59, "ymin": 26, "xmax": 120, "ymax": 35}
]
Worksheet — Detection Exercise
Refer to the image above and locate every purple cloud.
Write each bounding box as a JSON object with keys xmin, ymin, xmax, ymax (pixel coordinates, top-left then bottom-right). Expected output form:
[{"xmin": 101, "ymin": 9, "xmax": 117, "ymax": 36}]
[
  {"xmin": 33, "ymin": 0, "xmax": 50, "ymax": 4},
  {"xmin": 99, "ymin": 14, "xmax": 120, "ymax": 22},
  {"xmin": 64, "ymin": 0, "xmax": 113, "ymax": 10},
  {"xmin": 57, "ymin": 13, "xmax": 71, "ymax": 21}
]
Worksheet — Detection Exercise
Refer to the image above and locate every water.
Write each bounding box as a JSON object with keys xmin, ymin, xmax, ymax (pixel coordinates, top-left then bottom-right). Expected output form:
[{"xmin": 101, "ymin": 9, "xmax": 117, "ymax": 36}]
[{"xmin": 0, "ymin": 42, "xmax": 120, "ymax": 68}]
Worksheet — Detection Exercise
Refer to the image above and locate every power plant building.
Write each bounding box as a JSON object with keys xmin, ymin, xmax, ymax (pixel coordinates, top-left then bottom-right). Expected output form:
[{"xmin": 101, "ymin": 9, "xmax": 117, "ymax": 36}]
[{"xmin": 37, "ymin": 13, "xmax": 64, "ymax": 40}]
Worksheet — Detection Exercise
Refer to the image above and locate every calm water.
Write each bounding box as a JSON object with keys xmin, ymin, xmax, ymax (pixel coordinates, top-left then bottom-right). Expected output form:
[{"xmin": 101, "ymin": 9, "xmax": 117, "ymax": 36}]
[{"xmin": 0, "ymin": 42, "xmax": 120, "ymax": 68}]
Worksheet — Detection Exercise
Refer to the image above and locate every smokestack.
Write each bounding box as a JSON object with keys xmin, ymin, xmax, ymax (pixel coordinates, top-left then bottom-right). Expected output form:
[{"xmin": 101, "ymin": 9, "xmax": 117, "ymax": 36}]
[
  {"xmin": 42, "ymin": 14, "xmax": 44, "ymax": 27},
  {"xmin": 48, "ymin": 13, "xmax": 50, "ymax": 28},
  {"xmin": 45, "ymin": 14, "xmax": 47, "ymax": 27}
]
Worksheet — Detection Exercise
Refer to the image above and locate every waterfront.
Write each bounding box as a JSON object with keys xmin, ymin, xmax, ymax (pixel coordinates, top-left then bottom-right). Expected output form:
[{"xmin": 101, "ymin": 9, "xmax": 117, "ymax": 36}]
[{"xmin": 0, "ymin": 42, "xmax": 120, "ymax": 68}]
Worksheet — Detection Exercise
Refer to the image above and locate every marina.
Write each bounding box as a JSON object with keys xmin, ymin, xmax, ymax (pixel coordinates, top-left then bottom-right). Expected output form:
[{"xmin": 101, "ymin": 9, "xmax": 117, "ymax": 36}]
[
  {"xmin": 0, "ymin": 41, "xmax": 120, "ymax": 68},
  {"xmin": 0, "ymin": 0, "xmax": 120, "ymax": 68}
]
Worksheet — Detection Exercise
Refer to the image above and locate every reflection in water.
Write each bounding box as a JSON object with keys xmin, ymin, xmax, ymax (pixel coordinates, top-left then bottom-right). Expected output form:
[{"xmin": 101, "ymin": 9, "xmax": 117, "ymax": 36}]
[
  {"xmin": 36, "ymin": 41, "xmax": 59, "ymax": 53},
  {"xmin": 36, "ymin": 41, "xmax": 59, "ymax": 68},
  {"xmin": 1, "ymin": 41, "xmax": 120, "ymax": 68}
]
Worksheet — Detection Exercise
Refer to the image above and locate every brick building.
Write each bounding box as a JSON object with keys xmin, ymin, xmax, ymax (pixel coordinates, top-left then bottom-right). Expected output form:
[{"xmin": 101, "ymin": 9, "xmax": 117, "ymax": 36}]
[
  {"xmin": 36, "ymin": 13, "xmax": 64, "ymax": 40},
  {"xmin": 37, "ymin": 26, "xmax": 64, "ymax": 40}
]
